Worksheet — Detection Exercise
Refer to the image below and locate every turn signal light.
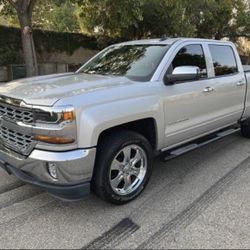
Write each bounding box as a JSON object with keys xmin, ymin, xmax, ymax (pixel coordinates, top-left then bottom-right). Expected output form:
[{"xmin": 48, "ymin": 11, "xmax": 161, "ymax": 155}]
[
  {"xmin": 62, "ymin": 111, "xmax": 75, "ymax": 122},
  {"xmin": 34, "ymin": 135, "xmax": 75, "ymax": 144}
]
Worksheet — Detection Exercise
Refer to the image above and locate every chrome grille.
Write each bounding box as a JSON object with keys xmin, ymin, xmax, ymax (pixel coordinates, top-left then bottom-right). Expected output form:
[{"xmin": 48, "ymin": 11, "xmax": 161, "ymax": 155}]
[
  {"xmin": 0, "ymin": 103, "xmax": 34, "ymax": 124},
  {"xmin": 0, "ymin": 126, "xmax": 33, "ymax": 154}
]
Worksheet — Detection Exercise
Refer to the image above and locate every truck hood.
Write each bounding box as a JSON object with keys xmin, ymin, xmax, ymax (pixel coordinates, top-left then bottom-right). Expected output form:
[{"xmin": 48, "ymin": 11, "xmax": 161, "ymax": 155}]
[{"xmin": 0, "ymin": 73, "xmax": 133, "ymax": 106}]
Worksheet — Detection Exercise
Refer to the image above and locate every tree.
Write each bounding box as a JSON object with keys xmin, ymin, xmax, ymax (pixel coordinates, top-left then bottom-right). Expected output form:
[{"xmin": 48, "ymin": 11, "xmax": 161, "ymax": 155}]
[
  {"xmin": 0, "ymin": 0, "xmax": 38, "ymax": 76},
  {"xmin": 186, "ymin": 0, "xmax": 250, "ymax": 40},
  {"xmin": 75, "ymin": 0, "xmax": 143, "ymax": 38},
  {"xmin": 75, "ymin": 0, "xmax": 250, "ymax": 41},
  {"xmin": 136, "ymin": 0, "xmax": 195, "ymax": 38},
  {"xmin": 44, "ymin": 0, "xmax": 80, "ymax": 32},
  {"xmin": 75, "ymin": 0, "xmax": 197, "ymax": 39},
  {"xmin": 0, "ymin": 0, "xmax": 80, "ymax": 76},
  {"xmin": 1, "ymin": 0, "xmax": 80, "ymax": 31}
]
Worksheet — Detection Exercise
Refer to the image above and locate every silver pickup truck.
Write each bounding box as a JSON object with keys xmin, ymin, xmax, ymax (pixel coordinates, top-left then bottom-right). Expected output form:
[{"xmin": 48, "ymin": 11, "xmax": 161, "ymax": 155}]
[{"xmin": 0, "ymin": 38, "xmax": 250, "ymax": 204}]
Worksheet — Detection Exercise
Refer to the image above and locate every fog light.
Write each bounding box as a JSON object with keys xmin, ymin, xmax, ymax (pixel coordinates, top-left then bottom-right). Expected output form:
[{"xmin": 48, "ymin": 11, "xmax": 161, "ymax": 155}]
[{"xmin": 47, "ymin": 163, "xmax": 58, "ymax": 180}]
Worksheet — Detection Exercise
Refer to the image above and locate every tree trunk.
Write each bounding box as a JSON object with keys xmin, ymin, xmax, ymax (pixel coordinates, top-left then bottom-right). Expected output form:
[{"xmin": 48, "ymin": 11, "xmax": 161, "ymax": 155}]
[{"xmin": 18, "ymin": 12, "xmax": 38, "ymax": 77}]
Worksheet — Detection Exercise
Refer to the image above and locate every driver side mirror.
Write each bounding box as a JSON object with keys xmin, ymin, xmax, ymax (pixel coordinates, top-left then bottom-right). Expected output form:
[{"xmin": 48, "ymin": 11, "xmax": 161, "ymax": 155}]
[{"xmin": 164, "ymin": 66, "xmax": 201, "ymax": 85}]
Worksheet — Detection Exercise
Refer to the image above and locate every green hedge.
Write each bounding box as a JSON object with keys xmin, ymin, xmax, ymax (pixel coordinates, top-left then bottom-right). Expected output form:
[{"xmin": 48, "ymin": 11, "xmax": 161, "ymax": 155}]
[
  {"xmin": 0, "ymin": 25, "xmax": 23, "ymax": 65},
  {"xmin": 0, "ymin": 25, "xmax": 99, "ymax": 66}
]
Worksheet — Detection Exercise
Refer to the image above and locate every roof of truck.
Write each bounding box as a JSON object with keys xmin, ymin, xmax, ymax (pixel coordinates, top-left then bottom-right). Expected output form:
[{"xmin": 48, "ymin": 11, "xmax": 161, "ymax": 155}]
[{"xmin": 117, "ymin": 38, "xmax": 232, "ymax": 46}]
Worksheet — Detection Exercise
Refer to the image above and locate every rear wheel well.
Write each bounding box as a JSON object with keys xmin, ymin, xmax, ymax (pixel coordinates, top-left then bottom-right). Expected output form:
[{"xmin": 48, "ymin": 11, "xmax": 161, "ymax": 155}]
[{"xmin": 97, "ymin": 118, "xmax": 157, "ymax": 150}]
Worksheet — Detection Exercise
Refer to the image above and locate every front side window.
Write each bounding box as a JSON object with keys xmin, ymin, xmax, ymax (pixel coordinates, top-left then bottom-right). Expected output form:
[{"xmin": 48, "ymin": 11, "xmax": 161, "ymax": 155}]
[
  {"xmin": 78, "ymin": 44, "xmax": 169, "ymax": 81},
  {"xmin": 209, "ymin": 45, "xmax": 238, "ymax": 76},
  {"xmin": 168, "ymin": 44, "xmax": 207, "ymax": 78}
]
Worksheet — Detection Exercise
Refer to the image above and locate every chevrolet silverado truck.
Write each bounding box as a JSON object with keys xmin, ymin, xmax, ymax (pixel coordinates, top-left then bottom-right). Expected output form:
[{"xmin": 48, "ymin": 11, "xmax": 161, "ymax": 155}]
[{"xmin": 0, "ymin": 38, "xmax": 250, "ymax": 204}]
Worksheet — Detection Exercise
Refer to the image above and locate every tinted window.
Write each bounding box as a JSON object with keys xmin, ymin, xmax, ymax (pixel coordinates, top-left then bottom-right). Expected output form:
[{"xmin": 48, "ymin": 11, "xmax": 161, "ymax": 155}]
[
  {"xmin": 78, "ymin": 44, "xmax": 169, "ymax": 81},
  {"xmin": 209, "ymin": 45, "xmax": 238, "ymax": 76},
  {"xmin": 169, "ymin": 45, "xmax": 207, "ymax": 77}
]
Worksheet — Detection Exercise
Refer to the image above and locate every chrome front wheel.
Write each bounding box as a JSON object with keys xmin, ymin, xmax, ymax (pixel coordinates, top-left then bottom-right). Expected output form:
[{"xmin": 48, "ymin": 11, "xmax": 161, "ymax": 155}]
[
  {"xmin": 109, "ymin": 145, "xmax": 147, "ymax": 196},
  {"xmin": 93, "ymin": 130, "xmax": 153, "ymax": 204}
]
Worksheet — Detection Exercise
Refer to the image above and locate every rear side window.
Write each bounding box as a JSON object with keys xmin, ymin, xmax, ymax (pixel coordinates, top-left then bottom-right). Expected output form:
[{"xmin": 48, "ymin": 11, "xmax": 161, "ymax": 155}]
[
  {"xmin": 170, "ymin": 44, "xmax": 207, "ymax": 77},
  {"xmin": 209, "ymin": 45, "xmax": 238, "ymax": 76}
]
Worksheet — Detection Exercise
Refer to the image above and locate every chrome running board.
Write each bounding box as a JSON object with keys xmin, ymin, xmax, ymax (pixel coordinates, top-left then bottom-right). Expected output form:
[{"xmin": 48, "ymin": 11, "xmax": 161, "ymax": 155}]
[{"xmin": 161, "ymin": 127, "xmax": 240, "ymax": 162}]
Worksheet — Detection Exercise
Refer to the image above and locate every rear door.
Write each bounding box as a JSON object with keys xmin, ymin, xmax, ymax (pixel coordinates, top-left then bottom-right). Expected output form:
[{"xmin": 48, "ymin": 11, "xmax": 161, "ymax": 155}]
[{"xmin": 205, "ymin": 44, "xmax": 246, "ymax": 125}]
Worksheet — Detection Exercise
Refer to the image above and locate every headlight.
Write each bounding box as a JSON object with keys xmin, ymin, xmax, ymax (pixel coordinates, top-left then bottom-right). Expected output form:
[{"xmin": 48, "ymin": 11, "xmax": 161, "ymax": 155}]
[
  {"xmin": 32, "ymin": 106, "xmax": 76, "ymax": 145},
  {"xmin": 33, "ymin": 106, "xmax": 75, "ymax": 124},
  {"xmin": 33, "ymin": 111, "xmax": 59, "ymax": 123}
]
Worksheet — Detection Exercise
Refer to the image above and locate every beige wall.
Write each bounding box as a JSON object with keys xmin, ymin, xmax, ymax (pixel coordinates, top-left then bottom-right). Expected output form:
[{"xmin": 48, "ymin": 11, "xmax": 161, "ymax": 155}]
[
  {"xmin": 0, "ymin": 66, "xmax": 8, "ymax": 82},
  {"xmin": 37, "ymin": 47, "xmax": 99, "ymax": 65},
  {"xmin": 0, "ymin": 47, "xmax": 99, "ymax": 82}
]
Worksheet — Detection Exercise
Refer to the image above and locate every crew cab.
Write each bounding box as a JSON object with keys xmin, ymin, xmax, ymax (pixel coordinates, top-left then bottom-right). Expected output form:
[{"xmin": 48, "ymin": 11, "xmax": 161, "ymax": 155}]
[{"xmin": 0, "ymin": 38, "xmax": 250, "ymax": 204}]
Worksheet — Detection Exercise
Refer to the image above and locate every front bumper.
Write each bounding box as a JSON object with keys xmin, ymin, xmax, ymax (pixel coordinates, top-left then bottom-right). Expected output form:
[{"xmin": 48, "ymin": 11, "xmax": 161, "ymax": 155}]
[
  {"xmin": 1, "ymin": 163, "xmax": 90, "ymax": 200},
  {"xmin": 0, "ymin": 145, "xmax": 96, "ymax": 200}
]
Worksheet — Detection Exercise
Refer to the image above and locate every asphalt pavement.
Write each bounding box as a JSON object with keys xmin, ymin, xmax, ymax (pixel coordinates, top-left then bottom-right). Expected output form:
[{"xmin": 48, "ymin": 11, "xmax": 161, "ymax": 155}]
[{"xmin": 0, "ymin": 132, "xmax": 250, "ymax": 249}]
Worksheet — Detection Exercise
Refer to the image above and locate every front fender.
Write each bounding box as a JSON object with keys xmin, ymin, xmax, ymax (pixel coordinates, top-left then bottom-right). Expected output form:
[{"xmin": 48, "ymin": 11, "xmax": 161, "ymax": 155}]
[{"xmin": 76, "ymin": 96, "xmax": 164, "ymax": 149}]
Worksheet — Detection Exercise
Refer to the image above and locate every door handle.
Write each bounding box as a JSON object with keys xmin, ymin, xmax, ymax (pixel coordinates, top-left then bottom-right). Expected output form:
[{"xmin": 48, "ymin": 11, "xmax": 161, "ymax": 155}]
[
  {"xmin": 203, "ymin": 86, "xmax": 214, "ymax": 93},
  {"xmin": 237, "ymin": 81, "xmax": 245, "ymax": 86}
]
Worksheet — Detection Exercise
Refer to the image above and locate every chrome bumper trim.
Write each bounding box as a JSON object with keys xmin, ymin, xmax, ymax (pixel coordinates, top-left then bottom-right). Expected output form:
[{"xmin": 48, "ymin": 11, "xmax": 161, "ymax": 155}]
[{"xmin": 29, "ymin": 148, "xmax": 94, "ymax": 162}]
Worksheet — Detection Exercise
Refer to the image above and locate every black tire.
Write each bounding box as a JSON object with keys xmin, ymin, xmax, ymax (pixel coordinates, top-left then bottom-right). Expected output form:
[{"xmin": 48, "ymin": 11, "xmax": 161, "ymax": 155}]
[
  {"xmin": 241, "ymin": 119, "xmax": 250, "ymax": 138},
  {"xmin": 92, "ymin": 130, "xmax": 153, "ymax": 205}
]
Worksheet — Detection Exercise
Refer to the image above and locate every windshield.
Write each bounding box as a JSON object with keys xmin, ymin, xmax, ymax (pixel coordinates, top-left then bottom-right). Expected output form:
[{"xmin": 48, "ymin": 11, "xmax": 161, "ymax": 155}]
[{"xmin": 78, "ymin": 44, "xmax": 169, "ymax": 81}]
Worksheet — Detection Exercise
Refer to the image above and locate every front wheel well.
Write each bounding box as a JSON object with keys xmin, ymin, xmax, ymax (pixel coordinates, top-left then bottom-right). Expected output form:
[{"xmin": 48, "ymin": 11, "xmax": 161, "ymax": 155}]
[{"xmin": 97, "ymin": 118, "xmax": 157, "ymax": 150}]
